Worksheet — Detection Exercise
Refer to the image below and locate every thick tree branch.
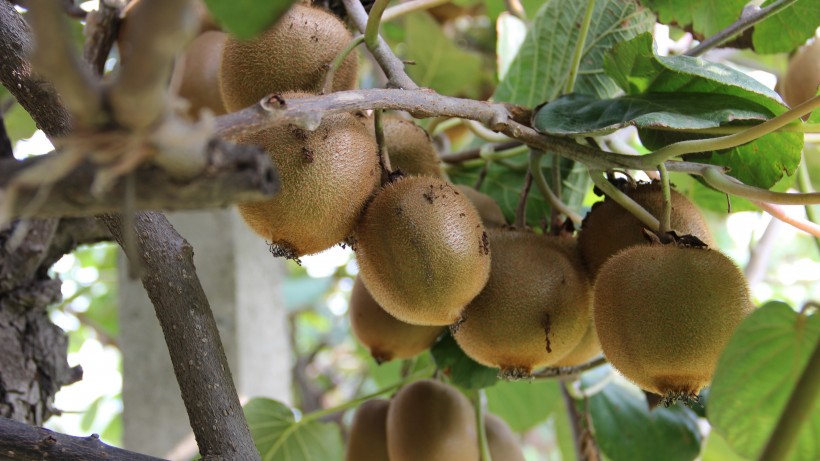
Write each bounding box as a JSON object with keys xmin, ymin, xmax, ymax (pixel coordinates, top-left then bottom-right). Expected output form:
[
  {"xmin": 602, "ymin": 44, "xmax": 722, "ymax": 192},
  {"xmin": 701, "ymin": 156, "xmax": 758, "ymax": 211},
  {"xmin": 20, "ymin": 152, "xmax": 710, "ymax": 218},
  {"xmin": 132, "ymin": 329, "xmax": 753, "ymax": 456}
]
[
  {"xmin": 109, "ymin": 0, "xmax": 199, "ymax": 130},
  {"xmin": 0, "ymin": 416, "xmax": 167, "ymax": 461},
  {"xmin": 98, "ymin": 212, "xmax": 261, "ymax": 461},
  {"xmin": 0, "ymin": 140, "xmax": 279, "ymax": 219},
  {"xmin": 83, "ymin": 1, "xmax": 122, "ymax": 76},
  {"xmin": 42, "ymin": 217, "xmax": 111, "ymax": 269},
  {"xmin": 0, "ymin": 0, "xmax": 71, "ymax": 136}
]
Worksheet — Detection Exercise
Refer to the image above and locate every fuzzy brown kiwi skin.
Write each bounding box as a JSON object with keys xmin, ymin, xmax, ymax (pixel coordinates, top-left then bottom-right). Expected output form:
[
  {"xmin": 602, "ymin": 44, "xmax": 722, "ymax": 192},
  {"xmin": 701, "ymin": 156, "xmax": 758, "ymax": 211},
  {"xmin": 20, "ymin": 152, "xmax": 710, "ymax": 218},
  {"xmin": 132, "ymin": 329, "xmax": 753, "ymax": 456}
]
[
  {"xmin": 578, "ymin": 181, "xmax": 714, "ymax": 279},
  {"xmin": 219, "ymin": 4, "xmax": 358, "ymax": 112},
  {"xmin": 455, "ymin": 185, "xmax": 507, "ymax": 227},
  {"xmin": 345, "ymin": 399, "xmax": 390, "ymax": 461},
  {"xmin": 382, "ymin": 115, "xmax": 442, "ymax": 178},
  {"xmin": 593, "ymin": 244, "xmax": 753, "ymax": 399},
  {"xmin": 453, "ymin": 229, "xmax": 592, "ymax": 376},
  {"xmin": 235, "ymin": 92, "xmax": 379, "ymax": 257},
  {"xmin": 175, "ymin": 31, "xmax": 228, "ymax": 118},
  {"xmin": 552, "ymin": 319, "xmax": 601, "ymax": 367},
  {"xmin": 485, "ymin": 413, "xmax": 526, "ymax": 461},
  {"xmin": 387, "ymin": 379, "xmax": 479, "ymax": 461},
  {"xmin": 349, "ymin": 276, "xmax": 444, "ymax": 363},
  {"xmin": 354, "ymin": 176, "xmax": 491, "ymax": 326},
  {"xmin": 780, "ymin": 39, "xmax": 820, "ymax": 110}
]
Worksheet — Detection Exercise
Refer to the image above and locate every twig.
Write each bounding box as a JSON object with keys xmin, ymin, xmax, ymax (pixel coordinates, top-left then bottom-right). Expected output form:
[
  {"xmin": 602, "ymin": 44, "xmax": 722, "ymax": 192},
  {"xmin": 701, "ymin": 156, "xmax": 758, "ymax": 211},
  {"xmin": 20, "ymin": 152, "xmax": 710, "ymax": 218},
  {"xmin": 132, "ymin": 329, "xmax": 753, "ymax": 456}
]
[
  {"xmin": 375, "ymin": 109, "xmax": 392, "ymax": 183},
  {"xmin": 564, "ymin": 0, "xmax": 596, "ymax": 95},
  {"xmin": 758, "ymin": 337, "xmax": 820, "ymax": 461},
  {"xmin": 701, "ymin": 167, "xmax": 820, "ymax": 205},
  {"xmin": 441, "ymin": 140, "xmax": 522, "ymax": 164},
  {"xmin": 0, "ymin": 416, "xmax": 167, "ymax": 461},
  {"xmin": 465, "ymin": 119, "xmax": 512, "ymax": 143},
  {"xmin": 796, "ymin": 157, "xmax": 820, "ymax": 252},
  {"xmin": 83, "ymin": 0, "xmax": 122, "ymax": 76},
  {"xmin": 514, "ymin": 169, "xmax": 533, "ymax": 228},
  {"xmin": 342, "ymin": 0, "xmax": 418, "ymax": 89},
  {"xmin": 753, "ymin": 201, "xmax": 820, "ymax": 238},
  {"xmin": 531, "ymin": 356, "xmax": 608, "ymax": 379},
  {"xmin": 382, "ymin": 0, "xmax": 450, "ymax": 22},
  {"xmin": 685, "ymin": 0, "xmax": 800, "ymax": 57},
  {"xmin": 322, "ymin": 34, "xmax": 365, "ymax": 94},
  {"xmin": 365, "ymin": 0, "xmax": 390, "ymax": 50},
  {"xmin": 588, "ymin": 170, "xmax": 660, "ymax": 232},
  {"xmin": 472, "ymin": 390, "xmax": 493, "ymax": 461},
  {"xmin": 658, "ymin": 163, "xmax": 671, "ymax": 235},
  {"xmin": 530, "ymin": 151, "xmax": 583, "ymax": 226}
]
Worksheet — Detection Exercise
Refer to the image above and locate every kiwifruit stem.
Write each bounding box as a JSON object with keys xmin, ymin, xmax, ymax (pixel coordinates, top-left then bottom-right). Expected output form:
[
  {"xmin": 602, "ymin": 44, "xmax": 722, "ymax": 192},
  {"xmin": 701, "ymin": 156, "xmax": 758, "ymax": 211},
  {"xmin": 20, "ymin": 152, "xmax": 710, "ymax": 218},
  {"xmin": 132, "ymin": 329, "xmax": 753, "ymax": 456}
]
[
  {"xmin": 514, "ymin": 169, "xmax": 533, "ymax": 229},
  {"xmin": 758, "ymin": 338, "xmax": 820, "ymax": 461},
  {"xmin": 564, "ymin": 0, "xmax": 596, "ymax": 95},
  {"xmin": 701, "ymin": 166, "xmax": 820, "ymax": 205},
  {"xmin": 365, "ymin": 0, "xmax": 390, "ymax": 50},
  {"xmin": 471, "ymin": 389, "xmax": 494, "ymax": 461},
  {"xmin": 530, "ymin": 150, "xmax": 583, "ymax": 226},
  {"xmin": 589, "ymin": 169, "xmax": 660, "ymax": 232},
  {"xmin": 640, "ymin": 95, "xmax": 820, "ymax": 166},
  {"xmin": 465, "ymin": 119, "xmax": 512, "ymax": 143},
  {"xmin": 796, "ymin": 157, "xmax": 820, "ymax": 251},
  {"xmin": 322, "ymin": 34, "xmax": 365, "ymax": 95},
  {"xmin": 658, "ymin": 162, "xmax": 672, "ymax": 236},
  {"xmin": 684, "ymin": 0, "xmax": 800, "ymax": 57},
  {"xmin": 531, "ymin": 356, "xmax": 608, "ymax": 379},
  {"xmin": 374, "ymin": 109, "xmax": 393, "ymax": 184}
]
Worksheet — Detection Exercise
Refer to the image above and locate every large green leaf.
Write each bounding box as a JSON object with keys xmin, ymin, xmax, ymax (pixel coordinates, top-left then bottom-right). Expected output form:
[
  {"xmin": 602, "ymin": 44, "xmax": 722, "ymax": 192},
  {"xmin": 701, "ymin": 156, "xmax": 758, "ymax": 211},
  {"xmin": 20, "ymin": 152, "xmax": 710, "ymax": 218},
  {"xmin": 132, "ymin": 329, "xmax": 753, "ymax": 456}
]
[
  {"xmin": 245, "ymin": 398, "xmax": 344, "ymax": 461},
  {"xmin": 493, "ymin": 0, "xmax": 654, "ymax": 107},
  {"xmin": 708, "ymin": 301, "xmax": 820, "ymax": 461},
  {"xmin": 643, "ymin": 0, "xmax": 820, "ymax": 54},
  {"xmin": 534, "ymin": 92, "xmax": 773, "ymax": 136},
  {"xmin": 587, "ymin": 381, "xmax": 702, "ymax": 461},
  {"xmin": 485, "ymin": 380, "xmax": 561, "ymax": 432},
  {"xmin": 753, "ymin": 0, "xmax": 820, "ymax": 54},
  {"xmin": 431, "ymin": 332, "xmax": 498, "ymax": 389},
  {"xmin": 203, "ymin": 0, "xmax": 297, "ymax": 39},
  {"xmin": 402, "ymin": 12, "xmax": 486, "ymax": 98},
  {"xmin": 701, "ymin": 432, "xmax": 750, "ymax": 461}
]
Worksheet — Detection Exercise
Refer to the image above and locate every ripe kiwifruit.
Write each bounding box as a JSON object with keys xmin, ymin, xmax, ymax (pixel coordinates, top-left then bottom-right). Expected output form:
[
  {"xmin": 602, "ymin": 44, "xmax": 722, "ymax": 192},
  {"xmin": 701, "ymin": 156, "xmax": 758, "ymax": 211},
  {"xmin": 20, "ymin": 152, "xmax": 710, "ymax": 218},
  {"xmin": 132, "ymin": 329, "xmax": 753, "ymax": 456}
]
[
  {"xmin": 349, "ymin": 276, "xmax": 444, "ymax": 363},
  {"xmin": 345, "ymin": 399, "xmax": 390, "ymax": 461},
  {"xmin": 453, "ymin": 229, "xmax": 592, "ymax": 377},
  {"xmin": 236, "ymin": 92, "xmax": 379, "ymax": 257},
  {"xmin": 355, "ymin": 176, "xmax": 491, "ymax": 326},
  {"xmin": 387, "ymin": 379, "xmax": 479, "ymax": 461},
  {"xmin": 578, "ymin": 181, "xmax": 714, "ymax": 278},
  {"xmin": 781, "ymin": 39, "xmax": 820, "ymax": 109},
  {"xmin": 594, "ymin": 243, "xmax": 753, "ymax": 400},
  {"xmin": 383, "ymin": 116, "xmax": 442, "ymax": 178},
  {"xmin": 552, "ymin": 320, "xmax": 601, "ymax": 367},
  {"xmin": 485, "ymin": 413, "xmax": 526, "ymax": 461},
  {"xmin": 175, "ymin": 31, "xmax": 228, "ymax": 118},
  {"xmin": 219, "ymin": 4, "xmax": 358, "ymax": 112},
  {"xmin": 455, "ymin": 185, "xmax": 506, "ymax": 227}
]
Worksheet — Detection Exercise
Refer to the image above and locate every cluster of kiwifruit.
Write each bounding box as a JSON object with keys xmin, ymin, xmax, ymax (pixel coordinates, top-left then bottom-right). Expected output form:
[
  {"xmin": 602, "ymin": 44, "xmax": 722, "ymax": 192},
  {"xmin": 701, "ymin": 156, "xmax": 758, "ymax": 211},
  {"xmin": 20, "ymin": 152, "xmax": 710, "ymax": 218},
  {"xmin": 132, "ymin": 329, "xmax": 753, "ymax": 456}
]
[{"xmin": 345, "ymin": 379, "xmax": 525, "ymax": 461}]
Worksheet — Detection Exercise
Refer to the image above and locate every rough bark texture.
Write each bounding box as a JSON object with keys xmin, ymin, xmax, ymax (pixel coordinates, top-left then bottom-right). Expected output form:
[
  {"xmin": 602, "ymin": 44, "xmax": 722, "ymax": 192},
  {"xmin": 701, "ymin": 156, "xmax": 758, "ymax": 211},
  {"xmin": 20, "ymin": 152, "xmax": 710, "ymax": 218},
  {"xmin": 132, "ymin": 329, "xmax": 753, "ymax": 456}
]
[
  {"xmin": 0, "ymin": 140, "xmax": 279, "ymax": 219},
  {"xmin": 0, "ymin": 416, "xmax": 167, "ymax": 461},
  {"xmin": 99, "ymin": 212, "xmax": 261, "ymax": 461},
  {"xmin": 0, "ymin": 219, "xmax": 83, "ymax": 424}
]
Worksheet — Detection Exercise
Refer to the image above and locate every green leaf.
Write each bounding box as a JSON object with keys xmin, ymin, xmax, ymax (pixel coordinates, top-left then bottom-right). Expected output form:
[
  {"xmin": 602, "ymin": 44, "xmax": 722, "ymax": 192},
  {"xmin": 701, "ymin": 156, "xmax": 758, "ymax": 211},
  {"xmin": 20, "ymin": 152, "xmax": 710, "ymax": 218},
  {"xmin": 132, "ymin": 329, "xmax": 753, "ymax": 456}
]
[
  {"xmin": 430, "ymin": 332, "xmax": 498, "ymax": 389},
  {"xmin": 753, "ymin": 0, "xmax": 820, "ymax": 54},
  {"xmin": 641, "ymin": 0, "xmax": 746, "ymax": 37},
  {"xmin": 708, "ymin": 301, "xmax": 820, "ymax": 461},
  {"xmin": 4, "ymin": 103, "xmax": 37, "ymax": 144},
  {"xmin": 587, "ymin": 381, "xmax": 702, "ymax": 461},
  {"xmin": 701, "ymin": 431, "xmax": 750, "ymax": 461},
  {"xmin": 486, "ymin": 380, "xmax": 561, "ymax": 432},
  {"xmin": 401, "ymin": 12, "xmax": 486, "ymax": 98},
  {"xmin": 202, "ymin": 0, "xmax": 297, "ymax": 40},
  {"xmin": 245, "ymin": 398, "xmax": 344, "ymax": 461},
  {"xmin": 534, "ymin": 92, "xmax": 773, "ymax": 136},
  {"xmin": 493, "ymin": 0, "xmax": 654, "ymax": 107},
  {"xmin": 80, "ymin": 396, "xmax": 103, "ymax": 432}
]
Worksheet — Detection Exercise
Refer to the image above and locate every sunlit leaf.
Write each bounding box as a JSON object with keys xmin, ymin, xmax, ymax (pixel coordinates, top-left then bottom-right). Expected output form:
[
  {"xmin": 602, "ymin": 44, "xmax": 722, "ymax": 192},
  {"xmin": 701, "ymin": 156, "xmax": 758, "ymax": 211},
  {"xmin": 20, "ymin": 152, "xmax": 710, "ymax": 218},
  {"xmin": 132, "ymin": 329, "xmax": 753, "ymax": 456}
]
[
  {"xmin": 431, "ymin": 332, "xmax": 498, "ymax": 389},
  {"xmin": 203, "ymin": 0, "xmax": 297, "ymax": 39},
  {"xmin": 486, "ymin": 380, "xmax": 561, "ymax": 432}
]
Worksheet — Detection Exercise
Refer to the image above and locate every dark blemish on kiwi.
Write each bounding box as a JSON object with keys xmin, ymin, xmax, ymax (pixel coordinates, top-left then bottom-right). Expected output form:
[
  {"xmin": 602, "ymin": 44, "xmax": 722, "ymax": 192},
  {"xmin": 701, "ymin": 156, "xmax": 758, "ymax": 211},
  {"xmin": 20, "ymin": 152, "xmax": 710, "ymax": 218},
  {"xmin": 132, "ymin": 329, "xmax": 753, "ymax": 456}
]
[
  {"xmin": 479, "ymin": 231, "xmax": 489, "ymax": 255},
  {"xmin": 395, "ymin": 206, "xmax": 403, "ymax": 216},
  {"xmin": 423, "ymin": 185, "xmax": 436, "ymax": 204},
  {"xmin": 289, "ymin": 124, "xmax": 308, "ymax": 140},
  {"xmin": 542, "ymin": 313, "xmax": 552, "ymax": 353},
  {"xmin": 459, "ymin": 212, "xmax": 466, "ymax": 218},
  {"xmin": 301, "ymin": 147, "xmax": 314, "ymax": 163}
]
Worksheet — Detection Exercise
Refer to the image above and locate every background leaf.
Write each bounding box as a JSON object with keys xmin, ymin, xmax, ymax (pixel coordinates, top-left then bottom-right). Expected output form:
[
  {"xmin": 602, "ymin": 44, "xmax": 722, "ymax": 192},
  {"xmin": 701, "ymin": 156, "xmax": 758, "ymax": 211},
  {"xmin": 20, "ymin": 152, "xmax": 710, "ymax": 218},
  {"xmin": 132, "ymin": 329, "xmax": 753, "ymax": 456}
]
[
  {"xmin": 485, "ymin": 380, "xmax": 561, "ymax": 432},
  {"xmin": 430, "ymin": 332, "xmax": 498, "ymax": 389},
  {"xmin": 203, "ymin": 0, "xmax": 297, "ymax": 39},
  {"xmin": 752, "ymin": 0, "xmax": 820, "ymax": 54},
  {"xmin": 494, "ymin": 0, "xmax": 654, "ymax": 107},
  {"xmin": 708, "ymin": 301, "xmax": 820, "ymax": 461},
  {"xmin": 245, "ymin": 398, "xmax": 344, "ymax": 461}
]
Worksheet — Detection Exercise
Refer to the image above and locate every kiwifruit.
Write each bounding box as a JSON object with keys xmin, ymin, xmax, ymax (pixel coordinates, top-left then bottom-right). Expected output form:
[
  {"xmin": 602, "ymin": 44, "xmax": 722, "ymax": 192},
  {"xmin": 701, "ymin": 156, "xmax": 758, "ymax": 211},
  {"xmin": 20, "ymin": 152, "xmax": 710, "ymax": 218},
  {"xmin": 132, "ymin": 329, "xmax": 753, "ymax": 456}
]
[
  {"xmin": 781, "ymin": 38, "xmax": 820, "ymax": 109},
  {"xmin": 219, "ymin": 4, "xmax": 358, "ymax": 112},
  {"xmin": 383, "ymin": 115, "xmax": 442, "ymax": 178},
  {"xmin": 236, "ymin": 92, "xmax": 379, "ymax": 257},
  {"xmin": 552, "ymin": 320, "xmax": 601, "ymax": 367},
  {"xmin": 453, "ymin": 229, "xmax": 592, "ymax": 377},
  {"xmin": 455, "ymin": 185, "xmax": 507, "ymax": 227},
  {"xmin": 355, "ymin": 176, "xmax": 491, "ymax": 326},
  {"xmin": 345, "ymin": 399, "xmax": 390, "ymax": 461},
  {"xmin": 578, "ymin": 181, "xmax": 714, "ymax": 278},
  {"xmin": 485, "ymin": 413, "xmax": 526, "ymax": 461},
  {"xmin": 349, "ymin": 276, "xmax": 444, "ymax": 363},
  {"xmin": 387, "ymin": 379, "xmax": 479, "ymax": 461},
  {"xmin": 175, "ymin": 31, "xmax": 228, "ymax": 118},
  {"xmin": 593, "ymin": 243, "xmax": 753, "ymax": 401}
]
